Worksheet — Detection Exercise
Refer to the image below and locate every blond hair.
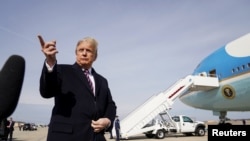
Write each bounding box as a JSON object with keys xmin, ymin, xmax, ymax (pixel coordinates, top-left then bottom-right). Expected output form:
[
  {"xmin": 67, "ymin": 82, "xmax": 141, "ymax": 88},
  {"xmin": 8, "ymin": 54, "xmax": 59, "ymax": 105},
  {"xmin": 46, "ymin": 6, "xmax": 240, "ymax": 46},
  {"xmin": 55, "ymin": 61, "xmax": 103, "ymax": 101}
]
[{"xmin": 75, "ymin": 37, "xmax": 98, "ymax": 59}]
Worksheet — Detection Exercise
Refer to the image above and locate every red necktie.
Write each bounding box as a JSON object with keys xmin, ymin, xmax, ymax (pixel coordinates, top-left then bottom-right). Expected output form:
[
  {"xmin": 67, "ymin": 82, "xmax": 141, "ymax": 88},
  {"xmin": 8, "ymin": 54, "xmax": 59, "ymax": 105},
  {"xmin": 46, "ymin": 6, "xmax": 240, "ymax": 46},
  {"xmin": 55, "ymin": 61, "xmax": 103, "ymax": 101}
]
[{"xmin": 84, "ymin": 70, "xmax": 94, "ymax": 94}]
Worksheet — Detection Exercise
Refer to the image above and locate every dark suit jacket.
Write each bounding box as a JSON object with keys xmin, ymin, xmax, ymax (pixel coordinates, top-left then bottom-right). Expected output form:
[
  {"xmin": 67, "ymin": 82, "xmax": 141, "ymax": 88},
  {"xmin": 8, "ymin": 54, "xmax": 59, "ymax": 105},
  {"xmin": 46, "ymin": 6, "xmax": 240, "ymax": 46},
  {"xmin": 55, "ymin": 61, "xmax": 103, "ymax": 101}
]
[
  {"xmin": 8, "ymin": 121, "xmax": 15, "ymax": 132},
  {"xmin": 114, "ymin": 119, "xmax": 120, "ymax": 131},
  {"xmin": 40, "ymin": 62, "xmax": 117, "ymax": 141}
]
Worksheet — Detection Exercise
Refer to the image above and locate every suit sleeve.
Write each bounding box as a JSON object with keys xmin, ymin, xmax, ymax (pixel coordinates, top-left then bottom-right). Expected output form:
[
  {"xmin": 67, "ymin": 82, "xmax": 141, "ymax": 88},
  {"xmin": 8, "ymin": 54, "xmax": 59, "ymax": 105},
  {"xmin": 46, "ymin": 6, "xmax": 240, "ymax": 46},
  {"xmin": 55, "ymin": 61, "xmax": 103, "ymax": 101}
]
[
  {"xmin": 39, "ymin": 62, "xmax": 61, "ymax": 98},
  {"xmin": 104, "ymin": 87, "xmax": 117, "ymax": 131}
]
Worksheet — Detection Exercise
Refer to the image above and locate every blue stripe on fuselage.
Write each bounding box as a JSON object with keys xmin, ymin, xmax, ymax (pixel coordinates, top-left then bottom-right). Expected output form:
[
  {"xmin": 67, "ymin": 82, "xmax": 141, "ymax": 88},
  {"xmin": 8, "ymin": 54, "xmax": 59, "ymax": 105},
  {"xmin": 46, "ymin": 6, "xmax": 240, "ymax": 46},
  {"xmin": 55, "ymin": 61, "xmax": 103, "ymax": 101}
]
[{"xmin": 192, "ymin": 45, "xmax": 250, "ymax": 81}]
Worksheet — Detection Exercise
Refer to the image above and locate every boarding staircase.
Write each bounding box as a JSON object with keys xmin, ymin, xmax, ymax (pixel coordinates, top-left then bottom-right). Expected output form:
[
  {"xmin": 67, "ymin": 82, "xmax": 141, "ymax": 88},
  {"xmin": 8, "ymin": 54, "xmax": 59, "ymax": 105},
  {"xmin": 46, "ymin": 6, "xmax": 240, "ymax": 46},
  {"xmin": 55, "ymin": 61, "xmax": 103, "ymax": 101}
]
[{"xmin": 114, "ymin": 74, "xmax": 219, "ymax": 139}]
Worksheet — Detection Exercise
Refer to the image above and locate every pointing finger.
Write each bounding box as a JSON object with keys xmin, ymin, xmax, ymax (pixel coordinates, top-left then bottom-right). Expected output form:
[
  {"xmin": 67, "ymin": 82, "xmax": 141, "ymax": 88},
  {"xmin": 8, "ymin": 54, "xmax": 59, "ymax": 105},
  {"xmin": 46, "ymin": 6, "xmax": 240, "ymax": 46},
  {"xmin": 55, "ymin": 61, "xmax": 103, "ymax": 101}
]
[{"xmin": 37, "ymin": 35, "xmax": 45, "ymax": 48}]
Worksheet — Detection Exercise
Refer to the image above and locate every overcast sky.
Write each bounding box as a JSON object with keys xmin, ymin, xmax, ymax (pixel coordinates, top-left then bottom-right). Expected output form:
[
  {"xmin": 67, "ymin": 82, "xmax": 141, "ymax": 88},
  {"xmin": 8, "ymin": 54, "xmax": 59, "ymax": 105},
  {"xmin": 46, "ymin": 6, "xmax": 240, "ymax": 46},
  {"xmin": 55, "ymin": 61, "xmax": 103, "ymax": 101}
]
[{"xmin": 1, "ymin": 0, "xmax": 250, "ymax": 124}]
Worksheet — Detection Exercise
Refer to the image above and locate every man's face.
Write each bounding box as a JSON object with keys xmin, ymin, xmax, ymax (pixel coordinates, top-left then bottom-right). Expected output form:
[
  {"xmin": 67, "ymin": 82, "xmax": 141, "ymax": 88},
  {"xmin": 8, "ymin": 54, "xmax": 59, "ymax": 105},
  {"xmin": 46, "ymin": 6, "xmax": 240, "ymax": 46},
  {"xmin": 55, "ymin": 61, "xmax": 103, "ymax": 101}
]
[{"xmin": 76, "ymin": 41, "xmax": 97, "ymax": 69}]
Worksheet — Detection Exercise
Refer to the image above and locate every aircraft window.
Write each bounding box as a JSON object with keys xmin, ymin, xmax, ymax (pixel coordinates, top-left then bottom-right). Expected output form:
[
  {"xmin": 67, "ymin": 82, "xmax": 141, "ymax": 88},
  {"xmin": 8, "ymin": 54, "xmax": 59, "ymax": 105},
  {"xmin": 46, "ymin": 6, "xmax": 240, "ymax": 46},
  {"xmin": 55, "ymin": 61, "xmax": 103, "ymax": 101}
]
[
  {"xmin": 242, "ymin": 65, "xmax": 245, "ymax": 70},
  {"xmin": 237, "ymin": 67, "xmax": 240, "ymax": 71},
  {"xmin": 232, "ymin": 68, "xmax": 235, "ymax": 73},
  {"xmin": 248, "ymin": 63, "xmax": 250, "ymax": 68},
  {"xmin": 234, "ymin": 68, "xmax": 238, "ymax": 72}
]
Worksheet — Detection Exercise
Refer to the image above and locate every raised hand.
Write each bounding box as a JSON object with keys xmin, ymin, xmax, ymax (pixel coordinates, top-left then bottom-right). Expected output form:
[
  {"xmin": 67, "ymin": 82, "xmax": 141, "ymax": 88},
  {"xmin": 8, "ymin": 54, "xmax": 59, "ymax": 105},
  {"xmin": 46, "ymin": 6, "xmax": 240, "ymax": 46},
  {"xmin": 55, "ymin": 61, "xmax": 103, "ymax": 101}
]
[{"xmin": 37, "ymin": 35, "xmax": 58, "ymax": 67}]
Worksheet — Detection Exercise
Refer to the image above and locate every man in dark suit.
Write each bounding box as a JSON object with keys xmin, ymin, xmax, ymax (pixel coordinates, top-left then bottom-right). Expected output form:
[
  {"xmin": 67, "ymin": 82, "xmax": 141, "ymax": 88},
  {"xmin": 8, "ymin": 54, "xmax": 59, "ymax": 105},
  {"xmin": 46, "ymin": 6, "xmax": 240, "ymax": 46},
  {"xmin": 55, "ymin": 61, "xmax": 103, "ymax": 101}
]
[
  {"xmin": 38, "ymin": 35, "xmax": 117, "ymax": 141},
  {"xmin": 7, "ymin": 117, "xmax": 15, "ymax": 141},
  {"xmin": 114, "ymin": 116, "xmax": 120, "ymax": 141}
]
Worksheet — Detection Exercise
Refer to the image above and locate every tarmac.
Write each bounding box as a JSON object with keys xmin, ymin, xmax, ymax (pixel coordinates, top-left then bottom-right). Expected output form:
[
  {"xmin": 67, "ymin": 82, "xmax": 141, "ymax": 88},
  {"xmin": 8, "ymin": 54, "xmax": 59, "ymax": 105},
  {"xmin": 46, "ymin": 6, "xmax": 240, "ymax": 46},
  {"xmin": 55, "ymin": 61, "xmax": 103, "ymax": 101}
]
[
  {"xmin": 5, "ymin": 127, "xmax": 207, "ymax": 141},
  {"xmin": 5, "ymin": 120, "xmax": 248, "ymax": 141}
]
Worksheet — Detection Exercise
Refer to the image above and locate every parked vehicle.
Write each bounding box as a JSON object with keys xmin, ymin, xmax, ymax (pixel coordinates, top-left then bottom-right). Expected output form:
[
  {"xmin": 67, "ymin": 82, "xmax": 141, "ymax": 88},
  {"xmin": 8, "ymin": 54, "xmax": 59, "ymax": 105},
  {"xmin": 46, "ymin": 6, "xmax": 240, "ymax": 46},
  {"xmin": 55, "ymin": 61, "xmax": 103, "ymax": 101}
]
[
  {"xmin": 31, "ymin": 123, "xmax": 37, "ymax": 130},
  {"xmin": 143, "ymin": 113, "xmax": 206, "ymax": 139},
  {"xmin": 23, "ymin": 123, "xmax": 37, "ymax": 131}
]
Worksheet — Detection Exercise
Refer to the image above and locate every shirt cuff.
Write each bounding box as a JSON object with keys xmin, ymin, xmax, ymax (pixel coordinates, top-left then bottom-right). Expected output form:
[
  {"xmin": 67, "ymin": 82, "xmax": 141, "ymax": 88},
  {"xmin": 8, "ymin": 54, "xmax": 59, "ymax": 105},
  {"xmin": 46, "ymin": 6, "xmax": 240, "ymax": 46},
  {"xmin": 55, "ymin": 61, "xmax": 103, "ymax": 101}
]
[{"xmin": 45, "ymin": 62, "xmax": 55, "ymax": 72}]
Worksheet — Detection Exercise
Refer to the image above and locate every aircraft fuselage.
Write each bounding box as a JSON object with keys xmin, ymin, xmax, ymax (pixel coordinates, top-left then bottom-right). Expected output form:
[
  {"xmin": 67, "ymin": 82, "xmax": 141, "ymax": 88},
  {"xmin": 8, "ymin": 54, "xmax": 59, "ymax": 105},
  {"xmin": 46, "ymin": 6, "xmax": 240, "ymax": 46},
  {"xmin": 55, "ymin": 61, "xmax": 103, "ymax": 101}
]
[{"xmin": 179, "ymin": 33, "xmax": 250, "ymax": 113}]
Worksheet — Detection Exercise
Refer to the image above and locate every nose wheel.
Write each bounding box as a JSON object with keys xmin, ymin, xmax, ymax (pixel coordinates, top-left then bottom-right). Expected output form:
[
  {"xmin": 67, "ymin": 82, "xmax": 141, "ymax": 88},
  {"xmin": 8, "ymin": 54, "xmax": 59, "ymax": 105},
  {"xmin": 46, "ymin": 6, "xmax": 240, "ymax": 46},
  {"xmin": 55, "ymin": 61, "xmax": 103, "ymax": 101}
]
[{"xmin": 218, "ymin": 111, "xmax": 231, "ymax": 125}]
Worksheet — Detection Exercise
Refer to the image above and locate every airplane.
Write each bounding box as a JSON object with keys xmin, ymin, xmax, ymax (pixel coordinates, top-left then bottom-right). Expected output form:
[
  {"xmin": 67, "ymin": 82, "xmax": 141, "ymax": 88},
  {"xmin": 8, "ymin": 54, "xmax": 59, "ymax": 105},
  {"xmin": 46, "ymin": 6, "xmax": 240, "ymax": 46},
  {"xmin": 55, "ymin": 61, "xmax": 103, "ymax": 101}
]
[
  {"xmin": 112, "ymin": 33, "xmax": 250, "ymax": 138},
  {"xmin": 179, "ymin": 33, "xmax": 250, "ymax": 124}
]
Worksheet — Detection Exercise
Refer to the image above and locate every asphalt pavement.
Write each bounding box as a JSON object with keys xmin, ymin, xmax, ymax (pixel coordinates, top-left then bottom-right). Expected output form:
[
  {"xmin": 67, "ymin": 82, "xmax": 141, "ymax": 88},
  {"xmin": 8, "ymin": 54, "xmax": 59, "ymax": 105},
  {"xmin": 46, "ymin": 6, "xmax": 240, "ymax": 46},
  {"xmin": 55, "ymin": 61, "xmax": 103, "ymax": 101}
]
[
  {"xmin": 9, "ymin": 127, "xmax": 207, "ymax": 141},
  {"xmin": 8, "ymin": 120, "xmax": 249, "ymax": 141}
]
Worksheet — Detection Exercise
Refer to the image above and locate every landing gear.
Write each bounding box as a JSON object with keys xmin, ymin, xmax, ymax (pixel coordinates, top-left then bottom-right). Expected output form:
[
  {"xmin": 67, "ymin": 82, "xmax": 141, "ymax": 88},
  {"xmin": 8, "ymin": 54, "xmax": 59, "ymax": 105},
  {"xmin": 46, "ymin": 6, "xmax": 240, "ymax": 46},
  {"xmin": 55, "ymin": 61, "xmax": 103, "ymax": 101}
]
[
  {"xmin": 218, "ymin": 111, "xmax": 231, "ymax": 125},
  {"xmin": 219, "ymin": 111, "xmax": 227, "ymax": 124}
]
